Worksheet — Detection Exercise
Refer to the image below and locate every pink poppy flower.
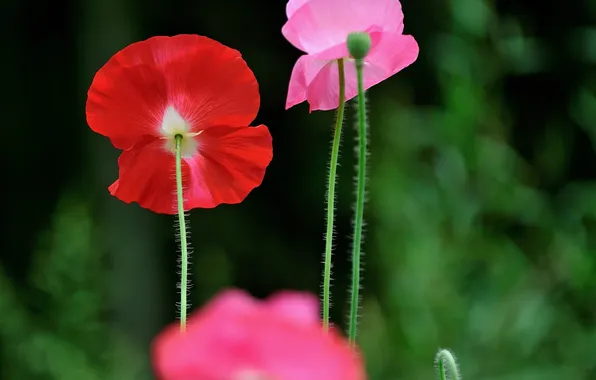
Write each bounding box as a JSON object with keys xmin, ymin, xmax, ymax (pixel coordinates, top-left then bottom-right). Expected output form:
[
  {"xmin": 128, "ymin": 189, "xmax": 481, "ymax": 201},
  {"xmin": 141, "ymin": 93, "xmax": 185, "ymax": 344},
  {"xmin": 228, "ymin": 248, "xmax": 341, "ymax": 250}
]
[
  {"xmin": 152, "ymin": 289, "xmax": 365, "ymax": 380},
  {"xmin": 282, "ymin": 0, "xmax": 419, "ymax": 111}
]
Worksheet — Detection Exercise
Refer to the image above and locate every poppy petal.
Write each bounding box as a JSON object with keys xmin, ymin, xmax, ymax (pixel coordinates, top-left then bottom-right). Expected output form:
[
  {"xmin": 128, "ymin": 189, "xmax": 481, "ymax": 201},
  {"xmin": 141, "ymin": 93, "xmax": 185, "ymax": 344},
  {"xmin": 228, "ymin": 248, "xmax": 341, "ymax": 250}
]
[
  {"xmin": 86, "ymin": 58, "xmax": 167, "ymax": 150},
  {"xmin": 108, "ymin": 136, "xmax": 177, "ymax": 214},
  {"xmin": 285, "ymin": 36, "xmax": 376, "ymax": 110},
  {"xmin": 304, "ymin": 60, "xmax": 350, "ymax": 111},
  {"xmin": 184, "ymin": 125, "xmax": 273, "ymax": 209},
  {"xmin": 305, "ymin": 32, "xmax": 418, "ymax": 111},
  {"xmin": 249, "ymin": 318, "xmax": 364, "ymax": 380},
  {"xmin": 152, "ymin": 289, "xmax": 364, "ymax": 380},
  {"xmin": 86, "ymin": 35, "xmax": 260, "ymax": 150},
  {"xmin": 160, "ymin": 36, "xmax": 261, "ymax": 131},
  {"xmin": 286, "ymin": 0, "xmax": 311, "ymax": 18},
  {"xmin": 265, "ymin": 291, "xmax": 320, "ymax": 326},
  {"xmin": 366, "ymin": 32, "xmax": 419, "ymax": 77},
  {"xmin": 152, "ymin": 290, "xmax": 259, "ymax": 380},
  {"xmin": 286, "ymin": 54, "xmax": 329, "ymax": 110},
  {"xmin": 282, "ymin": 0, "xmax": 404, "ymax": 54}
]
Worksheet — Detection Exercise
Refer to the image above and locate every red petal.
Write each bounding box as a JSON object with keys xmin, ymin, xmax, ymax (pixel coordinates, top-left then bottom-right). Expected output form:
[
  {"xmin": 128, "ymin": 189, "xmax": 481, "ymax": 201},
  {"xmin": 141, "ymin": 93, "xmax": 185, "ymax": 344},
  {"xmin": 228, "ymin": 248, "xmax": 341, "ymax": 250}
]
[
  {"xmin": 86, "ymin": 35, "xmax": 260, "ymax": 150},
  {"xmin": 86, "ymin": 56, "xmax": 167, "ymax": 150},
  {"xmin": 160, "ymin": 37, "xmax": 260, "ymax": 131},
  {"xmin": 108, "ymin": 136, "xmax": 177, "ymax": 214},
  {"xmin": 109, "ymin": 125, "xmax": 272, "ymax": 214},
  {"xmin": 184, "ymin": 125, "xmax": 273, "ymax": 208}
]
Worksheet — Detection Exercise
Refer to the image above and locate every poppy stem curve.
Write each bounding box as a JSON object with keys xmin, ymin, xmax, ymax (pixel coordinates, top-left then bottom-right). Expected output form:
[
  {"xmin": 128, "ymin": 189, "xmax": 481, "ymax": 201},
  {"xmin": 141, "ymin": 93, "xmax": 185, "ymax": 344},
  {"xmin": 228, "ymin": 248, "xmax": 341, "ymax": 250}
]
[
  {"xmin": 322, "ymin": 59, "xmax": 346, "ymax": 331},
  {"xmin": 348, "ymin": 56, "xmax": 368, "ymax": 346},
  {"xmin": 175, "ymin": 134, "xmax": 189, "ymax": 332},
  {"xmin": 435, "ymin": 349, "xmax": 462, "ymax": 380}
]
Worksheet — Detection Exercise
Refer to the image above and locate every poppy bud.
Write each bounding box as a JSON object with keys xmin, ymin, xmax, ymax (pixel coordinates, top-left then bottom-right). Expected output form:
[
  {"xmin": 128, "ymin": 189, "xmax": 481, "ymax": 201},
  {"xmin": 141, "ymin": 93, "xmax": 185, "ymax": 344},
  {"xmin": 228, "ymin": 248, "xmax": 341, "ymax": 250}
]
[{"xmin": 347, "ymin": 32, "xmax": 372, "ymax": 60}]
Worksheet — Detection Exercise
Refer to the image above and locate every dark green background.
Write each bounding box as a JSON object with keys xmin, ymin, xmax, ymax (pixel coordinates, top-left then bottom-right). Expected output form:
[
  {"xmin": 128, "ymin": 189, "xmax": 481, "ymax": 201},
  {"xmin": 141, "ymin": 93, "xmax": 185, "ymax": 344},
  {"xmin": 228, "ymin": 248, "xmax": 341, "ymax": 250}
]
[{"xmin": 1, "ymin": 0, "xmax": 596, "ymax": 379}]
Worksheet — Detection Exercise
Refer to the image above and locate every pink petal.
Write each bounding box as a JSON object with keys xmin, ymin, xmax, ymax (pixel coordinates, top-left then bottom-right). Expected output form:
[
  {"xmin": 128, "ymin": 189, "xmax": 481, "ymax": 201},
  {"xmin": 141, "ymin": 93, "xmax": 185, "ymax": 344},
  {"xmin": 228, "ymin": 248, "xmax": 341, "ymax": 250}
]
[
  {"xmin": 365, "ymin": 32, "xmax": 419, "ymax": 76},
  {"xmin": 265, "ymin": 292, "xmax": 320, "ymax": 326},
  {"xmin": 248, "ymin": 317, "xmax": 363, "ymax": 380},
  {"xmin": 306, "ymin": 60, "xmax": 349, "ymax": 111},
  {"xmin": 152, "ymin": 290, "xmax": 260, "ymax": 380},
  {"xmin": 286, "ymin": 54, "xmax": 329, "ymax": 109},
  {"xmin": 193, "ymin": 289, "xmax": 258, "ymax": 322},
  {"xmin": 152, "ymin": 290, "xmax": 364, "ymax": 380},
  {"xmin": 286, "ymin": 0, "xmax": 311, "ymax": 18},
  {"xmin": 306, "ymin": 32, "xmax": 418, "ymax": 111},
  {"xmin": 286, "ymin": 43, "xmax": 350, "ymax": 111},
  {"xmin": 282, "ymin": 0, "xmax": 404, "ymax": 54}
]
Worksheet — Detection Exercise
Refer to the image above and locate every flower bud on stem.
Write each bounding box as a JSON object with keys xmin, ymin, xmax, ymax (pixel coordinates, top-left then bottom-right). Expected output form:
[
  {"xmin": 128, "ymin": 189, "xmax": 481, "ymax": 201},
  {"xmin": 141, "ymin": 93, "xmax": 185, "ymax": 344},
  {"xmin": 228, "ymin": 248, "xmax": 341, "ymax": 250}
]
[
  {"xmin": 347, "ymin": 36, "xmax": 370, "ymax": 345},
  {"xmin": 347, "ymin": 32, "xmax": 372, "ymax": 60}
]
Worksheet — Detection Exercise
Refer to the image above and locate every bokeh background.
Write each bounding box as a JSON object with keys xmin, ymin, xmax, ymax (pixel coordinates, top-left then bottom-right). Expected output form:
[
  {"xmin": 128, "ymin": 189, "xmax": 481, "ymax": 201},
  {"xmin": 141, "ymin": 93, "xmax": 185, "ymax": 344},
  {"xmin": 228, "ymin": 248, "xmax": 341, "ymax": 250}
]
[{"xmin": 2, "ymin": 0, "xmax": 596, "ymax": 379}]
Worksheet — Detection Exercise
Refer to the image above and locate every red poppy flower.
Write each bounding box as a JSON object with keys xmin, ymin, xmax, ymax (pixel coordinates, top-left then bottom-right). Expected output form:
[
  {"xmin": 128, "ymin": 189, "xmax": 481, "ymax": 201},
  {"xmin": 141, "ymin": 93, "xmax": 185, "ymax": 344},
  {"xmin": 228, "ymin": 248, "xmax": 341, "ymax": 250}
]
[
  {"xmin": 152, "ymin": 289, "xmax": 365, "ymax": 380},
  {"xmin": 86, "ymin": 35, "xmax": 273, "ymax": 214}
]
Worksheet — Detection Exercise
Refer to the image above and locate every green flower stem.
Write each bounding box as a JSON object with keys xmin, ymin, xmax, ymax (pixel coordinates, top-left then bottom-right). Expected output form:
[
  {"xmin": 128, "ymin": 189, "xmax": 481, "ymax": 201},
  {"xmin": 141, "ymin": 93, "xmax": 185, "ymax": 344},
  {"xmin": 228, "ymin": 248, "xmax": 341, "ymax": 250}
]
[
  {"xmin": 435, "ymin": 349, "xmax": 461, "ymax": 380},
  {"xmin": 175, "ymin": 134, "xmax": 189, "ymax": 332},
  {"xmin": 348, "ymin": 57, "xmax": 368, "ymax": 345},
  {"xmin": 322, "ymin": 59, "xmax": 346, "ymax": 331}
]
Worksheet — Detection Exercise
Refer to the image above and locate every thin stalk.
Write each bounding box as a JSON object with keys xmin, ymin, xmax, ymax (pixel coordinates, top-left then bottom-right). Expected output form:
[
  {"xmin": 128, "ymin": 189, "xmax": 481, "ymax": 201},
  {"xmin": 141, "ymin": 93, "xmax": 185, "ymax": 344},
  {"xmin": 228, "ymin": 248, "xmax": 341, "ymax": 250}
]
[
  {"xmin": 322, "ymin": 59, "xmax": 346, "ymax": 331},
  {"xmin": 348, "ymin": 57, "xmax": 368, "ymax": 345},
  {"xmin": 175, "ymin": 134, "xmax": 189, "ymax": 332}
]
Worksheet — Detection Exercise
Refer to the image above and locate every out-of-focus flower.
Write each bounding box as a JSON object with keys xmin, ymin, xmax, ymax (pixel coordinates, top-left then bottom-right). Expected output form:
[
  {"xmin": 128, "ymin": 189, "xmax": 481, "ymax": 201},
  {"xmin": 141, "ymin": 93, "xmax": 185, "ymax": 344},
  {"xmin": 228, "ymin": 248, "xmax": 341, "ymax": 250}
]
[{"xmin": 152, "ymin": 289, "xmax": 365, "ymax": 380}]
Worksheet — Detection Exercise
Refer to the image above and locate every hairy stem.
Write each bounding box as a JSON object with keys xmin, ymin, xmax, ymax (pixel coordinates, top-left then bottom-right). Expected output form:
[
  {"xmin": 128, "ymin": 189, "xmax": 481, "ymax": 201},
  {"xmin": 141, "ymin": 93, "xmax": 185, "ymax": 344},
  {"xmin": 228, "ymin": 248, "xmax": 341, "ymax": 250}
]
[
  {"xmin": 435, "ymin": 349, "xmax": 462, "ymax": 380},
  {"xmin": 175, "ymin": 134, "xmax": 189, "ymax": 332},
  {"xmin": 348, "ymin": 57, "xmax": 368, "ymax": 345},
  {"xmin": 322, "ymin": 59, "xmax": 346, "ymax": 331}
]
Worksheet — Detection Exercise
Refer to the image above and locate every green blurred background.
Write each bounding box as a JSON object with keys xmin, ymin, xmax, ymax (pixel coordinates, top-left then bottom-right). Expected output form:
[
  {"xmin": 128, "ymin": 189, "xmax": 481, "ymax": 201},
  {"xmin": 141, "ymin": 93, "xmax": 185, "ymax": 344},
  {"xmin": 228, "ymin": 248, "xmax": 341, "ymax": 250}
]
[{"xmin": 1, "ymin": 0, "xmax": 596, "ymax": 379}]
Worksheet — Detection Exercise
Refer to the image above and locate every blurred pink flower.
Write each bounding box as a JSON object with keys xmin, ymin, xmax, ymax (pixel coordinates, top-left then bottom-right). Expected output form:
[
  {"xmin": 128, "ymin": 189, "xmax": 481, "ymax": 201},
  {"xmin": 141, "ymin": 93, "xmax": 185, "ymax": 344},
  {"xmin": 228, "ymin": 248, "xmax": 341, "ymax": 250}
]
[
  {"xmin": 282, "ymin": 0, "xmax": 419, "ymax": 111},
  {"xmin": 152, "ymin": 289, "xmax": 365, "ymax": 380}
]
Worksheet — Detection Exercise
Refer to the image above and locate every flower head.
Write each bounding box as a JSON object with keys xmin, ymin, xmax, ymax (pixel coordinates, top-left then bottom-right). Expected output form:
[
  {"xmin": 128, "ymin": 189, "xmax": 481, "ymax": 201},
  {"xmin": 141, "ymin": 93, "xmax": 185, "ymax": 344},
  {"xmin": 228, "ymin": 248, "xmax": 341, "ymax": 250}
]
[
  {"xmin": 152, "ymin": 289, "xmax": 365, "ymax": 380},
  {"xmin": 282, "ymin": 0, "xmax": 419, "ymax": 111},
  {"xmin": 86, "ymin": 35, "xmax": 273, "ymax": 214}
]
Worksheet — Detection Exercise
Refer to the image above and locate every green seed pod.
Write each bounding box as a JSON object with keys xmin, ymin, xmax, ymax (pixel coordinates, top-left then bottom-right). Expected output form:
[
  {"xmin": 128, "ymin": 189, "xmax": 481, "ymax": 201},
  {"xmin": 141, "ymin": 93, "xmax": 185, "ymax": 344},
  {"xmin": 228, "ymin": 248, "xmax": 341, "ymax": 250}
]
[{"xmin": 347, "ymin": 32, "xmax": 372, "ymax": 59}]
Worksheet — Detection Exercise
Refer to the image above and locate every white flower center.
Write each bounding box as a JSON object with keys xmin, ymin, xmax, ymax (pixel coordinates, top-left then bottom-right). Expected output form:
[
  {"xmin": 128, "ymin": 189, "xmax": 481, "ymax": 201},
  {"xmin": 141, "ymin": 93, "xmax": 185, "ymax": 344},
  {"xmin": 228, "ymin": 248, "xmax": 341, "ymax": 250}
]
[{"xmin": 160, "ymin": 106, "xmax": 201, "ymax": 158}]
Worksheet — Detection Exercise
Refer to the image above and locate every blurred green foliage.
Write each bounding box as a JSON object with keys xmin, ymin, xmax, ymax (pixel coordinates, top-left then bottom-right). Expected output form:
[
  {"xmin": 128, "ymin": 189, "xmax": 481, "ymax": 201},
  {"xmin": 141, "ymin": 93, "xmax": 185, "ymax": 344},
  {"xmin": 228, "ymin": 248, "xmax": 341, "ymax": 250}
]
[
  {"xmin": 1, "ymin": 0, "xmax": 595, "ymax": 379},
  {"xmin": 359, "ymin": 2, "xmax": 596, "ymax": 379},
  {"xmin": 0, "ymin": 197, "xmax": 143, "ymax": 379}
]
